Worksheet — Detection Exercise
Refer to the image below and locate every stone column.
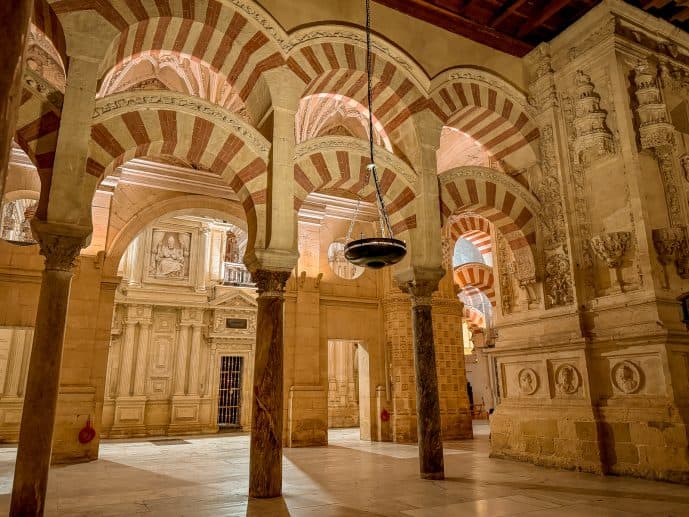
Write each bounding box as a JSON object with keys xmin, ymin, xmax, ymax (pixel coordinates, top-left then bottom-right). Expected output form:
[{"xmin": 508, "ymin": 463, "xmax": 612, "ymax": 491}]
[
  {"xmin": 187, "ymin": 323, "xmax": 203, "ymax": 395},
  {"xmin": 117, "ymin": 319, "xmax": 137, "ymax": 397},
  {"xmin": 196, "ymin": 226, "xmax": 210, "ymax": 292},
  {"xmin": 10, "ymin": 221, "xmax": 88, "ymax": 517},
  {"xmin": 173, "ymin": 321, "xmax": 191, "ymax": 395},
  {"xmin": 405, "ymin": 279, "xmax": 445, "ymax": 480},
  {"xmin": 249, "ymin": 269, "xmax": 290, "ymax": 498},
  {"xmin": 0, "ymin": 0, "xmax": 33, "ymax": 205},
  {"xmin": 133, "ymin": 318, "xmax": 152, "ymax": 396}
]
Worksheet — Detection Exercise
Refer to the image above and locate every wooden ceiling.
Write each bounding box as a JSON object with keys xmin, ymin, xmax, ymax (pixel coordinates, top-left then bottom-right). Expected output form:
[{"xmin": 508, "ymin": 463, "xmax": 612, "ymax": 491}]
[{"xmin": 371, "ymin": 1, "xmax": 689, "ymax": 57}]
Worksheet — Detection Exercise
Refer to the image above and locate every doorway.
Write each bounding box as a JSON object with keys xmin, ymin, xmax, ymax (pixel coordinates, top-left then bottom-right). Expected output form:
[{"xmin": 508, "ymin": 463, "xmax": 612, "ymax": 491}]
[{"xmin": 217, "ymin": 356, "xmax": 243, "ymax": 428}]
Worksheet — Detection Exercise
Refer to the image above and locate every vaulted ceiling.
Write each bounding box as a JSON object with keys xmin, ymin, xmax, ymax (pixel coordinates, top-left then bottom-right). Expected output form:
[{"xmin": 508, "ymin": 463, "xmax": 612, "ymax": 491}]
[{"xmin": 372, "ymin": 1, "xmax": 689, "ymax": 57}]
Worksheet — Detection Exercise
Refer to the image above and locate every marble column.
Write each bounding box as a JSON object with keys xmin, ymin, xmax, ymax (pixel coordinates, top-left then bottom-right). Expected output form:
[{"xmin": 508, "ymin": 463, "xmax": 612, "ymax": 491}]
[
  {"xmin": 196, "ymin": 227, "xmax": 211, "ymax": 292},
  {"xmin": 133, "ymin": 319, "xmax": 152, "ymax": 396},
  {"xmin": 249, "ymin": 269, "xmax": 290, "ymax": 498},
  {"xmin": 10, "ymin": 221, "xmax": 88, "ymax": 516},
  {"xmin": 117, "ymin": 320, "xmax": 137, "ymax": 397},
  {"xmin": 406, "ymin": 280, "xmax": 445, "ymax": 480},
  {"xmin": 187, "ymin": 323, "xmax": 203, "ymax": 395},
  {"xmin": 0, "ymin": 0, "xmax": 32, "ymax": 205},
  {"xmin": 173, "ymin": 321, "xmax": 191, "ymax": 395}
]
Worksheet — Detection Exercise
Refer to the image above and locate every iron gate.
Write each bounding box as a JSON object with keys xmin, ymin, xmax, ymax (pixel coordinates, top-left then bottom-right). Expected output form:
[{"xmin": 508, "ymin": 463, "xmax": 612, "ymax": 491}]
[{"xmin": 218, "ymin": 356, "xmax": 243, "ymax": 427}]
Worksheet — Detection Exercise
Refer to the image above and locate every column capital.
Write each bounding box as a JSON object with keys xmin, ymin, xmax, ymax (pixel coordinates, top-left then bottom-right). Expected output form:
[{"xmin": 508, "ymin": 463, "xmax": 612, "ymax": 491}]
[
  {"xmin": 31, "ymin": 220, "xmax": 90, "ymax": 272},
  {"xmin": 397, "ymin": 266, "xmax": 445, "ymax": 307},
  {"xmin": 254, "ymin": 269, "xmax": 291, "ymax": 299}
]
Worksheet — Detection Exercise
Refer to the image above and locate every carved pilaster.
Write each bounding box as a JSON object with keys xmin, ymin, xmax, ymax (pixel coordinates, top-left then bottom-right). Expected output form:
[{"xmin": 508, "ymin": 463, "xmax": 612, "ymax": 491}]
[
  {"xmin": 633, "ymin": 61, "xmax": 686, "ymax": 228},
  {"xmin": 572, "ymin": 70, "xmax": 615, "ymax": 166}
]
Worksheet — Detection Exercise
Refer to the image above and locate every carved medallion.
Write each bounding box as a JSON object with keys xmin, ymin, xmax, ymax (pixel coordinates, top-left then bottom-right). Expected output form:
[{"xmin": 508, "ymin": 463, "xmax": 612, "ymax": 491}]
[
  {"xmin": 518, "ymin": 368, "xmax": 539, "ymax": 395},
  {"xmin": 611, "ymin": 360, "xmax": 642, "ymax": 394},
  {"xmin": 555, "ymin": 364, "xmax": 581, "ymax": 395}
]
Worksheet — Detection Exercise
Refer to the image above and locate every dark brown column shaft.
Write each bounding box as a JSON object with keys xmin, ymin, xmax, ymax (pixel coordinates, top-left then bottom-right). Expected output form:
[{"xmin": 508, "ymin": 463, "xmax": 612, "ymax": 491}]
[
  {"xmin": 249, "ymin": 269, "xmax": 290, "ymax": 498},
  {"xmin": 10, "ymin": 223, "xmax": 87, "ymax": 517},
  {"xmin": 408, "ymin": 283, "xmax": 445, "ymax": 480},
  {"xmin": 0, "ymin": 0, "xmax": 33, "ymax": 204}
]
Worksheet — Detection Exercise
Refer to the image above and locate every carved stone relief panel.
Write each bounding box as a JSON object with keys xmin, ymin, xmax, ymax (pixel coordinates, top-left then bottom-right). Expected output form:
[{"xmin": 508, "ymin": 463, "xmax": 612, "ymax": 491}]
[
  {"xmin": 548, "ymin": 361, "xmax": 584, "ymax": 398},
  {"xmin": 500, "ymin": 361, "xmax": 545, "ymax": 399},
  {"xmin": 148, "ymin": 229, "xmax": 192, "ymax": 280},
  {"xmin": 611, "ymin": 360, "xmax": 642, "ymax": 394}
]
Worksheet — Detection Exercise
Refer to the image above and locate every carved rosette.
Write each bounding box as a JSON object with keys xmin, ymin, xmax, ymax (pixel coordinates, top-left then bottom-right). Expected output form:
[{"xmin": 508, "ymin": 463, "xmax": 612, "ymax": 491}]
[
  {"xmin": 590, "ymin": 232, "xmax": 631, "ymax": 269},
  {"xmin": 253, "ymin": 269, "xmax": 290, "ymax": 299}
]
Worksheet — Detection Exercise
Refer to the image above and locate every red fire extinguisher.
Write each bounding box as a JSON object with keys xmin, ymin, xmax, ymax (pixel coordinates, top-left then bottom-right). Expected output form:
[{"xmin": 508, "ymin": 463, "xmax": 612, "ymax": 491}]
[{"xmin": 78, "ymin": 416, "xmax": 96, "ymax": 444}]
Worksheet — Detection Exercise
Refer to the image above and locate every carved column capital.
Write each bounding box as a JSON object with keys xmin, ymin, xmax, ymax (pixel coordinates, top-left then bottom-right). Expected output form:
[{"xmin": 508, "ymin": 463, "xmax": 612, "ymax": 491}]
[
  {"xmin": 253, "ymin": 269, "xmax": 291, "ymax": 299},
  {"xmin": 31, "ymin": 220, "xmax": 89, "ymax": 272},
  {"xmin": 403, "ymin": 279, "xmax": 439, "ymax": 308}
]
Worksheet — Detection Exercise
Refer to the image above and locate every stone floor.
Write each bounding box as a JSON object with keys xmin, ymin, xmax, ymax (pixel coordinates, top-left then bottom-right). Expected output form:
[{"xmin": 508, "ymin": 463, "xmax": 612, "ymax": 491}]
[{"xmin": 0, "ymin": 422, "xmax": 688, "ymax": 516}]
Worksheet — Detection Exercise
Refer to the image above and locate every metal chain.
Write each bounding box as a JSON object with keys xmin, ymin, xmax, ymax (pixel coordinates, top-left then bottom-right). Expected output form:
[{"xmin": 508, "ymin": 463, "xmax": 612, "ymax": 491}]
[{"xmin": 345, "ymin": 0, "xmax": 395, "ymax": 242}]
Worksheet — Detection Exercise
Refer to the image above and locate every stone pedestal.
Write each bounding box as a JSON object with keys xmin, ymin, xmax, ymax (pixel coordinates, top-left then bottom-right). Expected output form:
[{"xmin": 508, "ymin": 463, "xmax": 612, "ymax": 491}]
[
  {"xmin": 406, "ymin": 280, "xmax": 445, "ymax": 480},
  {"xmin": 169, "ymin": 395, "xmax": 202, "ymax": 435},
  {"xmin": 109, "ymin": 396, "xmax": 148, "ymax": 438},
  {"xmin": 249, "ymin": 269, "xmax": 290, "ymax": 498},
  {"xmin": 10, "ymin": 221, "xmax": 89, "ymax": 517},
  {"xmin": 287, "ymin": 385, "xmax": 327, "ymax": 447}
]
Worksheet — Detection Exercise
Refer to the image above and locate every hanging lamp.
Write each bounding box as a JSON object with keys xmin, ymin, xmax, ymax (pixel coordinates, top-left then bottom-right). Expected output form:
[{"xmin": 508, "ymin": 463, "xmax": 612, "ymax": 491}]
[{"xmin": 343, "ymin": 0, "xmax": 407, "ymax": 270}]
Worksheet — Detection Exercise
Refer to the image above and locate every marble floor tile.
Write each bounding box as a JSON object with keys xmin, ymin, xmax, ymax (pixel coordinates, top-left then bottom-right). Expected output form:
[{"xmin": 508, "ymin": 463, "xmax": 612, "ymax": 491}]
[{"xmin": 0, "ymin": 423, "xmax": 687, "ymax": 516}]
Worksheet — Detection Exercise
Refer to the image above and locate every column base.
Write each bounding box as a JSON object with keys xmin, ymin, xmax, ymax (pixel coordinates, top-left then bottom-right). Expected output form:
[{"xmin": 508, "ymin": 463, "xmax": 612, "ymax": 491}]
[
  {"xmin": 287, "ymin": 386, "xmax": 327, "ymax": 447},
  {"xmin": 0, "ymin": 397, "xmax": 24, "ymax": 442}
]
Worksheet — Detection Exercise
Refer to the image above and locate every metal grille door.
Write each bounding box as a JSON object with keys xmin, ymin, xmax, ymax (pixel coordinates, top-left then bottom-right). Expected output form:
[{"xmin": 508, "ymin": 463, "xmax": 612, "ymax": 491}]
[{"xmin": 218, "ymin": 356, "xmax": 243, "ymax": 427}]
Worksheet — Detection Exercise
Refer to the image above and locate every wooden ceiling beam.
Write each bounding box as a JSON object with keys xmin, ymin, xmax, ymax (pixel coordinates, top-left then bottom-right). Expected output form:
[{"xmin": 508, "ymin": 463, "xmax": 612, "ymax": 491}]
[
  {"xmin": 372, "ymin": 0, "xmax": 533, "ymax": 56},
  {"xmin": 516, "ymin": 0, "xmax": 572, "ymax": 38},
  {"xmin": 489, "ymin": 0, "xmax": 529, "ymax": 28}
]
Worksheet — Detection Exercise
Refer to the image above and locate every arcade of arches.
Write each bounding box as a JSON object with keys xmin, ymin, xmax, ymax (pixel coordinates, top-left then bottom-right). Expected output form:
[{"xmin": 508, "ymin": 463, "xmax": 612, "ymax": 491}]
[{"xmin": 1, "ymin": 0, "xmax": 689, "ymax": 514}]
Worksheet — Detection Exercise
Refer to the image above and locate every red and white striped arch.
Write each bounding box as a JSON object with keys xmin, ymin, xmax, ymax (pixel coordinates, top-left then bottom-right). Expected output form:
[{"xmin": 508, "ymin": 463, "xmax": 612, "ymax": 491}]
[
  {"xmin": 53, "ymin": 1, "xmax": 286, "ymax": 124},
  {"xmin": 86, "ymin": 92, "xmax": 270, "ymax": 247},
  {"xmin": 32, "ymin": 0, "xmax": 68, "ymax": 72},
  {"xmin": 14, "ymin": 71, "xmax": 64, "ymax": 219},
  {"xmin": 454, "ymin": 262, "xmax": 496, "ymax": 307},
  {"xmin": 439, "ymin": 166, "xmax": 540, "ymax": 279},
  {"xmin": 430, "ymin": 69, "xmax": 539, "ymax": 170},
  {"xmin": 463, "ymin": 304, "xmax": 486, "ymax": 331},
  {"xmin": 287, "ymin": 29, "xmax": 428, "ymax": 164},
  {"xmin": 448, "ymin": 213, "xmax": 493, "ymax": 259},
  {"xmin": 293, "ymin": 136, "xmax": 418, "ymax": 236}
]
